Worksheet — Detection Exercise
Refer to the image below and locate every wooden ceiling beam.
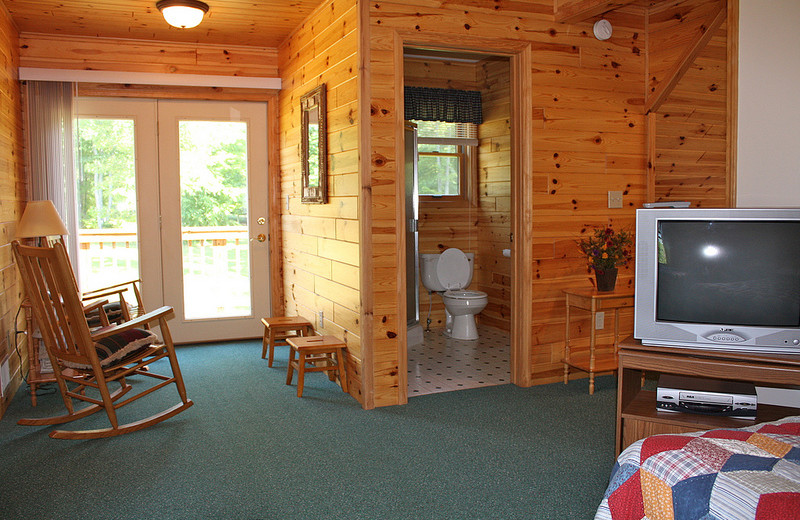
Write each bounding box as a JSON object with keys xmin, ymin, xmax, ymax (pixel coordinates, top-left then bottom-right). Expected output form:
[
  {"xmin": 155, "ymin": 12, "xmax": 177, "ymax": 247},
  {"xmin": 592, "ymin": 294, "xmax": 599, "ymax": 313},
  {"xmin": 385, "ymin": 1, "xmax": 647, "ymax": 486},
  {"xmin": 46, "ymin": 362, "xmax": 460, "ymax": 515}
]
[
  {"xmin": 554, "ymin": 0, "xmax": 639, "ymax": 24},
  {"xmin": 646, "ymin": 0, "xmax": 727, "ymax": 114}
]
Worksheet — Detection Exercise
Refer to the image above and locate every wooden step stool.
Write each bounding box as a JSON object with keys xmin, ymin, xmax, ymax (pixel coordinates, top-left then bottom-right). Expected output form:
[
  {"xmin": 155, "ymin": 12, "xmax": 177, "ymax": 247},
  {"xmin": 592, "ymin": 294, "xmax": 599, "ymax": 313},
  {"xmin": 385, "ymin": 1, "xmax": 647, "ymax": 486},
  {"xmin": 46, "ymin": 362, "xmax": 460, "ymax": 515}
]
[
  {"xmin": 261, "ymin": 316, "xmax": 314, "ymax": 367},
  {"xmin": 285, "ymin": 335, "xmax": 348, "ymax": 398}
]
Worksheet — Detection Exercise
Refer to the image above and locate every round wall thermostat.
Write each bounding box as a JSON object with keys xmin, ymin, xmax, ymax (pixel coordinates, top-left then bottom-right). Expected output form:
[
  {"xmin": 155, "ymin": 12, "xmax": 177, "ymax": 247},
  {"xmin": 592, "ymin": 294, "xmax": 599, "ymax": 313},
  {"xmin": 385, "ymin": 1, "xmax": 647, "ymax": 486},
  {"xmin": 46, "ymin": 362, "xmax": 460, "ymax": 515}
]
[{"xmin": 593, "ymin": 19, "xmax": 613, "ymax": 41}]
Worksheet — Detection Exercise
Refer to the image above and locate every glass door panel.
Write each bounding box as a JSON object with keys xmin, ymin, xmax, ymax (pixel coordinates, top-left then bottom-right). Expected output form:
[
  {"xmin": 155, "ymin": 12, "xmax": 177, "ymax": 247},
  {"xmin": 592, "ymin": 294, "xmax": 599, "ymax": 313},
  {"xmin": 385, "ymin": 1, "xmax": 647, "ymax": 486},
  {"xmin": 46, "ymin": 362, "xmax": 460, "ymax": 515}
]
[
  {"xmin": 76, "ymin": 117, "xmax": 139, "ymax": 289},
  {"xmin": 178, "ymin": 120, "xmax": 251, "ymax": 319}
]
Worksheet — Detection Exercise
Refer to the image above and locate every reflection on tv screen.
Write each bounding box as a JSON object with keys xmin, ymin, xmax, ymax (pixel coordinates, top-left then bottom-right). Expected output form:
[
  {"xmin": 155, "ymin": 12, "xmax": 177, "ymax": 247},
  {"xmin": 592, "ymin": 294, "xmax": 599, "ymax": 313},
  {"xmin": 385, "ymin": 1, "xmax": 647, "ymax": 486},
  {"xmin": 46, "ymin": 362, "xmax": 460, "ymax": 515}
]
[{"xmin": 656, "ymin": 220, "xmax": 800, "ymax": 327}]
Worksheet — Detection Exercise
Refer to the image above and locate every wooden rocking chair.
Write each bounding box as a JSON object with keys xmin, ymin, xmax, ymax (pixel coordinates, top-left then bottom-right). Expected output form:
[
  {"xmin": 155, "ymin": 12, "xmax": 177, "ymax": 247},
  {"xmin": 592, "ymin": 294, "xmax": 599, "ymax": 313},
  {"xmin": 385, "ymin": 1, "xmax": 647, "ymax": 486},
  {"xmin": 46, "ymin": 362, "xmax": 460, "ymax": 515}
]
[{"xmin": 12, "ymin": 240, "xmax": 193, "ymax": 439}]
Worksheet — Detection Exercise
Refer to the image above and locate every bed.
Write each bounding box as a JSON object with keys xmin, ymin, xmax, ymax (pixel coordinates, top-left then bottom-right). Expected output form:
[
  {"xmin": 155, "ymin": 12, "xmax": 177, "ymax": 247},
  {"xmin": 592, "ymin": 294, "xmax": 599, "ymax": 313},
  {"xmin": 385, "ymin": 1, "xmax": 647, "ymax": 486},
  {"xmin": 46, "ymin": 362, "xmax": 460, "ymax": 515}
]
[{"xmin": 594, "ymin": 416, "xmax": 800, "ymax": 519}]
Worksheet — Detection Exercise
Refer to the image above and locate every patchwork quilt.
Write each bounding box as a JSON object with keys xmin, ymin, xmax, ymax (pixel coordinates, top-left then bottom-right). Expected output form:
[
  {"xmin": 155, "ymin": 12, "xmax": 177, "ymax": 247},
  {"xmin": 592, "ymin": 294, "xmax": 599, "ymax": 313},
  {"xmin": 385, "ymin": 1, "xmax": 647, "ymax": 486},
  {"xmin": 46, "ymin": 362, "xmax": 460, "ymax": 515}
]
[{"xmin": 594, "ymin": 416, "xmax": 800, "ymax": 520}]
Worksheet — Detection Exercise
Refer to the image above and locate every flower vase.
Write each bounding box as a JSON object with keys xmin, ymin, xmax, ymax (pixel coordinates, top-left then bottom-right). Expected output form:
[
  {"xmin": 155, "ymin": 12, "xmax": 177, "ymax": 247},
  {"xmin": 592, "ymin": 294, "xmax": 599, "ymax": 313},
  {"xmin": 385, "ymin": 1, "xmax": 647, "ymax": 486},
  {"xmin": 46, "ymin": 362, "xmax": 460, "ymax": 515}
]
[{"xmin": 595, "ymin": 267, "xmax": 618, "ymax": 292}]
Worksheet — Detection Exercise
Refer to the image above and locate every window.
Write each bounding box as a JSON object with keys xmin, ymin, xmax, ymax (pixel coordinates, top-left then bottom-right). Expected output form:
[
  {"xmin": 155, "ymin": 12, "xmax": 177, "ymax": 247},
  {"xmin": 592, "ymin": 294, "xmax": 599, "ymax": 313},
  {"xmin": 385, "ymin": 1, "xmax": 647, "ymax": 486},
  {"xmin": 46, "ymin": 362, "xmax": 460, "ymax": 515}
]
[{"xmin": 413, "ymin": 120, "xmax": 478, "ymax": 203}]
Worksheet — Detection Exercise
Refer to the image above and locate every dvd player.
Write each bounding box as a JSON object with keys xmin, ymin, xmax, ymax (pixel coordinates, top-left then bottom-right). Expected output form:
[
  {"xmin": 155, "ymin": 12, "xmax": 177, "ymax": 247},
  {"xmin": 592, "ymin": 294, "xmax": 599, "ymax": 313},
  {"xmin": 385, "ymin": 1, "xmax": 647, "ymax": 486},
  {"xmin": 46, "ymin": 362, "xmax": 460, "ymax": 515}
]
[{"xmin": 656, "ymin": 374, "xmax": 757, "ymax": 419}]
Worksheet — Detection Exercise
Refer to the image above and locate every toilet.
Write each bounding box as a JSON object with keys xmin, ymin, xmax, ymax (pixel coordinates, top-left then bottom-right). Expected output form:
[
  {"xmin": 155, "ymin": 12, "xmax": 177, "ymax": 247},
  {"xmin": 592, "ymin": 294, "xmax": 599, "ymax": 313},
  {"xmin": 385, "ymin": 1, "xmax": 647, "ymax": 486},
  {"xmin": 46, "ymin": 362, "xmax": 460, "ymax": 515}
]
[{"xmin": 419, "ymin": 248, "xmax": 489, "ymax": 340}]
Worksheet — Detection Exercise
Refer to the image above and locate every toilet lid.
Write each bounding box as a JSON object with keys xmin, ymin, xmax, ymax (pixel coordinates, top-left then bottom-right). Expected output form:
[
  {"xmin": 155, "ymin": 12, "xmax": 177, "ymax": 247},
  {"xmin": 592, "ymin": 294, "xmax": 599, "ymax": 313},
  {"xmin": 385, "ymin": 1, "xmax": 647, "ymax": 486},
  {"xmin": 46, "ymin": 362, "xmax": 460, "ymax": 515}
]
[{"xmin": 437, "ymin": 248, "xmax": 471, "ymax": 290}]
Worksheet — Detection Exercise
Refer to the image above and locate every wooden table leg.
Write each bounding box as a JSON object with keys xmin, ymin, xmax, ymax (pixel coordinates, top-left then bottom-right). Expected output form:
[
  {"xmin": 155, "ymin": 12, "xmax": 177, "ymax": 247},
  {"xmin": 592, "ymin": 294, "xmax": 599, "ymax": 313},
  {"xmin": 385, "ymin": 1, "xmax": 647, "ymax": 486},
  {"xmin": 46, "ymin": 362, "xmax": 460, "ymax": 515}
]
[
  {"xmin": 336, "ymin": 347, "xmax": 348, "ymax": 393},
  {"xmin": 296, "ymin": 352, "xmax": 306, "ymax": 397},
  {"xmin": 589, "ymin": 310, "xmax": 597, "ymax": 395},
  {"xmin": 286, "ymin": 347, "xmax": 296, "ymax": 385},
  {"xmin": 261, "ymin": 321, "xmax": 269, "ymax": 360},
  {"xmin": 563, "ymin": 301, "xmax": 571, "ymax": 384}
]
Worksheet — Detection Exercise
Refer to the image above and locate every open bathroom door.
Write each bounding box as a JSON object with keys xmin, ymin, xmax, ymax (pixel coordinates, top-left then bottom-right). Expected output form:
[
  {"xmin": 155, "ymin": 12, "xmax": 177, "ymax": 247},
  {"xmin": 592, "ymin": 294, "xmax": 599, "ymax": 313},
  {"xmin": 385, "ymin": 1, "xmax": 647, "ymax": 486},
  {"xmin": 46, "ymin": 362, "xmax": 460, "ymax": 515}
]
[{"xmin": 405, "ymin": 123, "xmax": 423, "ymax": 344}]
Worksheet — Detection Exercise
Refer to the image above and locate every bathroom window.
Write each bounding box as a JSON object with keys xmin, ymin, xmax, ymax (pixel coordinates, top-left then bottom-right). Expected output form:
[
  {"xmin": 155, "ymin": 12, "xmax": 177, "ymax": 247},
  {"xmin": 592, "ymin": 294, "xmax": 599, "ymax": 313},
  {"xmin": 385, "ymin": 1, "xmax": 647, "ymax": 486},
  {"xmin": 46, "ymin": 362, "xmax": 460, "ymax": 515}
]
[{"xmin": 413, "ymin": 120, "xmax": 478, "ymax": 204}]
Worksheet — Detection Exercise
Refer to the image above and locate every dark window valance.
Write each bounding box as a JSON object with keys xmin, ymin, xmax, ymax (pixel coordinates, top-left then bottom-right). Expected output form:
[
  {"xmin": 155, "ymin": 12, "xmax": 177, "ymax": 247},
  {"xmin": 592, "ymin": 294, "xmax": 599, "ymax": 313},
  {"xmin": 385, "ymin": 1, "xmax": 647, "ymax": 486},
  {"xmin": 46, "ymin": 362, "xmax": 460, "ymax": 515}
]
[{"xmin": 404, "ymin": 87, "xmax": 483, "ymax": 125}]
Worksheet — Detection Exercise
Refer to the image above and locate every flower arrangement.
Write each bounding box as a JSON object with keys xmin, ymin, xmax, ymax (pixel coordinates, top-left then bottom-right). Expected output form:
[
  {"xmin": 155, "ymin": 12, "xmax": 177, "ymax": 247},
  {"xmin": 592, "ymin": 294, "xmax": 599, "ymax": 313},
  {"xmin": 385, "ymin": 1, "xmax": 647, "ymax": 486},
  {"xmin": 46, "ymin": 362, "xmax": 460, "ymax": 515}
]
[{"xmin": 577, "ymin": 226, "xmax": 633, "ymax": 273}]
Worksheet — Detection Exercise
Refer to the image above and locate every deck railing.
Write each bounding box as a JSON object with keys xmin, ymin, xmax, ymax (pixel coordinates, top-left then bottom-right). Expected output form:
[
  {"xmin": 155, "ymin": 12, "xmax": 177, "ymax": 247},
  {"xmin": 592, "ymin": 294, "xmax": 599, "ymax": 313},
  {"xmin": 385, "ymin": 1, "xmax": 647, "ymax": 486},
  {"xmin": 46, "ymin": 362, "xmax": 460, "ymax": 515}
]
[{"xmin": 77, "ymin": 227, "xmax": 251, "ymax": 312}]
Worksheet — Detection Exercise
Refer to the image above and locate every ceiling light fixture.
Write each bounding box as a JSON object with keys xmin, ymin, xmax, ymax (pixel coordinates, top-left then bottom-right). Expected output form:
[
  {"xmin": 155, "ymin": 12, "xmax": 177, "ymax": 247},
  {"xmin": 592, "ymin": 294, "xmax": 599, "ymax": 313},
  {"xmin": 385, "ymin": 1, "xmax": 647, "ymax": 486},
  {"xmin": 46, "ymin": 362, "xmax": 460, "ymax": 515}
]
[{"xmin": 156, "ymin": 0, "xmax": 209, "ymax": 29}]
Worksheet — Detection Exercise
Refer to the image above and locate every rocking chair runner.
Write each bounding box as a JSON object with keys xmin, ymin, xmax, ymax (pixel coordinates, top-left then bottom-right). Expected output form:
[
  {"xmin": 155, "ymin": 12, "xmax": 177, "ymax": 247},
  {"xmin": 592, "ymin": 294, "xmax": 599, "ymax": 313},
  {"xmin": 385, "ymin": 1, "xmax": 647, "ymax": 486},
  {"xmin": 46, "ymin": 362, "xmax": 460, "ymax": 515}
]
[{"xmin": 12, "ymin": 240, "xmax": 193, "ymax": 439}]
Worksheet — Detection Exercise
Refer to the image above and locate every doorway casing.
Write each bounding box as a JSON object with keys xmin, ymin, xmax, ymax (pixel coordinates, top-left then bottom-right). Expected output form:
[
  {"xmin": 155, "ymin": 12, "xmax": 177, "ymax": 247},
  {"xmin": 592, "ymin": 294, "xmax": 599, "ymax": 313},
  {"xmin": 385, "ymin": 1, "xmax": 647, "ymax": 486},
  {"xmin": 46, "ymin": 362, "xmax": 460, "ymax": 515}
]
[{"xmin": 359, "ymin": 28, "xmax": 535, "ymax": 407}]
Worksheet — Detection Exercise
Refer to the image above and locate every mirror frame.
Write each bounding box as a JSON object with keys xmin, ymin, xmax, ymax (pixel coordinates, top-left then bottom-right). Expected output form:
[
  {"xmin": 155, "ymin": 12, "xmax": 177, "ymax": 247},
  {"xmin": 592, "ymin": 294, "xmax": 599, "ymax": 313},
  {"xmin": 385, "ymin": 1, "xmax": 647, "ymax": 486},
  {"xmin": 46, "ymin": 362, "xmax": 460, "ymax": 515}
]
[{"xmin": 300, "ymin": 83, "xmax": 327, "ymax": 204}]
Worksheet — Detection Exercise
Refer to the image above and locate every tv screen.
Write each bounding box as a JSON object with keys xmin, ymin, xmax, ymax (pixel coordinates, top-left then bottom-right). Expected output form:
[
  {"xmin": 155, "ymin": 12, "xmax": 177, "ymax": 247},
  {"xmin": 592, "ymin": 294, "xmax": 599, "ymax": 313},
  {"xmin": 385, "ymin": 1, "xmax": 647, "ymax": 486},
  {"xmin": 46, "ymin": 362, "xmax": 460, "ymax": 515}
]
[{"xmin": 656, "ymin": 220, "xmax": 800, "ymax": 328}]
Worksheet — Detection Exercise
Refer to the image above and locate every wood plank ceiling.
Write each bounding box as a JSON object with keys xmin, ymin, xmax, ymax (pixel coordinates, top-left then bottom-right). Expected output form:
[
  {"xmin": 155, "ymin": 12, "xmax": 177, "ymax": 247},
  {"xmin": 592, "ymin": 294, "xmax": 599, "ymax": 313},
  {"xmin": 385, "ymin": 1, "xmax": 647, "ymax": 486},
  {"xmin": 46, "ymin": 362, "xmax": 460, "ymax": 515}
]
[{"xmin": 0, "ymin": 0, "xmax": 325, "ymax": 48}]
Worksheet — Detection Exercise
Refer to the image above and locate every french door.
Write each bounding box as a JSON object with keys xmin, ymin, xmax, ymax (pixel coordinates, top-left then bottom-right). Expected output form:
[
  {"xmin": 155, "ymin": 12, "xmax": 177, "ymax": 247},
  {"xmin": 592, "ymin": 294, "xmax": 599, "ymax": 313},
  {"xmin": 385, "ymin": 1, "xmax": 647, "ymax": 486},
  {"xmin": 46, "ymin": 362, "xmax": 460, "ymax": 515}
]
[{"xmin": 75, "ymin": 98, "xmax": 270, "ymax": 343}]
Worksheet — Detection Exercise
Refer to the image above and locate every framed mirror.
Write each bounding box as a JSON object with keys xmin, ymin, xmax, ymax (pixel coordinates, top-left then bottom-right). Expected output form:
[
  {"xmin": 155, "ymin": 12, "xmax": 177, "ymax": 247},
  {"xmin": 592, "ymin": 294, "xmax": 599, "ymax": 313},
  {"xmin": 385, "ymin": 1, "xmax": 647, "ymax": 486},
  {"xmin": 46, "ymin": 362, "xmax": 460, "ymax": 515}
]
[{"xmin": 301, "ymin": 84, "xmax": 327, "ymax": 204}]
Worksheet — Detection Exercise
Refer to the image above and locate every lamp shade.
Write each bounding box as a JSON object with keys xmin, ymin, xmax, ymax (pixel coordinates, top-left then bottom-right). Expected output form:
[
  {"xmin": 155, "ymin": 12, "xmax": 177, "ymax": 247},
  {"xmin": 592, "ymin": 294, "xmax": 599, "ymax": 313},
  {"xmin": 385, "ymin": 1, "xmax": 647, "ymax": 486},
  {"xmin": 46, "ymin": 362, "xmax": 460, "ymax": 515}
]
[
  {"xmin": 16, "ymin": 200, "xmax": 69, "ymax": 238},
  {"xmin": 156, "ymin": 0, "xmax": 209, "ymax": 29}
]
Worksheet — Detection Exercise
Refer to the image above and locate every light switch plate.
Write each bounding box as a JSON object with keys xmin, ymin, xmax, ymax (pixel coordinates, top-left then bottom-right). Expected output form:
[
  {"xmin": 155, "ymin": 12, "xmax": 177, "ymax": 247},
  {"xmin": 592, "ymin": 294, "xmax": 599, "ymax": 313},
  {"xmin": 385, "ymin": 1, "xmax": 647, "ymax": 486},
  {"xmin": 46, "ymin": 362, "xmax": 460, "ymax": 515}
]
[{"xmin": 608, "ymin": 191, "xmax": 623, "ymax": 209}]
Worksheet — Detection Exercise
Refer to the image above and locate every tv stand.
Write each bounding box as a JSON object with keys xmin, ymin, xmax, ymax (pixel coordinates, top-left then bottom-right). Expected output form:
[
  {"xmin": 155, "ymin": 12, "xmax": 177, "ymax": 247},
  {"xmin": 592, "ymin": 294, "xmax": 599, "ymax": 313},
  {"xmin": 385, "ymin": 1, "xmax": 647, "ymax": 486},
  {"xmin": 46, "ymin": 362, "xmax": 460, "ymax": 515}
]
[{"xmin": 616, "ymin": 338, "xmax": 800, "ymax": 455}]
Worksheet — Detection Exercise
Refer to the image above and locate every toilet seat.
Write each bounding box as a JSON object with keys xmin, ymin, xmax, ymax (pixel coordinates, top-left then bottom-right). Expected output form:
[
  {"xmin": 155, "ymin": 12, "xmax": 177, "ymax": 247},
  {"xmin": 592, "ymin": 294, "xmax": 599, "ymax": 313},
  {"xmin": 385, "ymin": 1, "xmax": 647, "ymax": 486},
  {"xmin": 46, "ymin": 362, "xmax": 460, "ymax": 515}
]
[
  {"xmin": 436, "ymin": 248, "xmax": 471, "ymax": 290},
  {"xmin": 443, "ymin": 290, "xmax": 487, "ymax": 300}
]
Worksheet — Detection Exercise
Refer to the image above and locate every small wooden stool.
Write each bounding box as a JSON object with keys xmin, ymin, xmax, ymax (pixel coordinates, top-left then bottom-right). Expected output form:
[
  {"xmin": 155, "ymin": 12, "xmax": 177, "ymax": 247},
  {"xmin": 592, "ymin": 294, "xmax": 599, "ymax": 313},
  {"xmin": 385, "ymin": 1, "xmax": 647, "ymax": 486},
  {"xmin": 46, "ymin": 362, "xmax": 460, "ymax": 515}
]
[
  {"xmin": 261, "ymin": 316, "xmax": 314, "ymax": 367},
  {"xmin": 285, "ymin": 335, "xmax": 348, "ymax": 397}
]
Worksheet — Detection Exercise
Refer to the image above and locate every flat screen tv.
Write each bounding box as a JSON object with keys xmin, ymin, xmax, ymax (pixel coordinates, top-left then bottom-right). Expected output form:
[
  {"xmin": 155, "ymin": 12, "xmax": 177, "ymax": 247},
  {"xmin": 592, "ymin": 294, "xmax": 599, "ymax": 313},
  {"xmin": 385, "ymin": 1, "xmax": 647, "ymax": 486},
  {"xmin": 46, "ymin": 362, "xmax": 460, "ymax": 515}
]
[{"xmin": 634, "ymin": 207, "xmax": 800, "ymax": 354}]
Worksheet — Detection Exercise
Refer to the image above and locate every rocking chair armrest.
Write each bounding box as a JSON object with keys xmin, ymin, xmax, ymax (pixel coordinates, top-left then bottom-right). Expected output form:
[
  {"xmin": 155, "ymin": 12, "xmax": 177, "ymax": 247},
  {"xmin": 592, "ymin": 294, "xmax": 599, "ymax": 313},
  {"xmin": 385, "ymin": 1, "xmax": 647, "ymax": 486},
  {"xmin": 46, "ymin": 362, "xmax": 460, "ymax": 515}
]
[
  {"xmin": 91, "ymin": 306, "xmax": 176, "ymax": 341},
  {"xmin": 82, "ymin": 280, "xmax": 141, "ymax": 298},
  {"xmin": 81, "ymin": 286, "xmax": 128, "ymax": 301},
  {"xmin": 82, "ymin": 299, "xmax": 110, "ymax": 313}
]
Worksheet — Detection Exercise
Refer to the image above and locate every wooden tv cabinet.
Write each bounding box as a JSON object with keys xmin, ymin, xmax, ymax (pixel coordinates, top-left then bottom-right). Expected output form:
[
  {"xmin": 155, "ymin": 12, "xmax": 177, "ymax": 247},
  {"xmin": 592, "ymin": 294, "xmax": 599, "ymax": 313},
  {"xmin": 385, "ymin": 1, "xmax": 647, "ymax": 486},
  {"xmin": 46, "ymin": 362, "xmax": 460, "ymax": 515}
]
[{"xmin": 616, "ymin": 338, "xmax": 800, "ymax": 455}]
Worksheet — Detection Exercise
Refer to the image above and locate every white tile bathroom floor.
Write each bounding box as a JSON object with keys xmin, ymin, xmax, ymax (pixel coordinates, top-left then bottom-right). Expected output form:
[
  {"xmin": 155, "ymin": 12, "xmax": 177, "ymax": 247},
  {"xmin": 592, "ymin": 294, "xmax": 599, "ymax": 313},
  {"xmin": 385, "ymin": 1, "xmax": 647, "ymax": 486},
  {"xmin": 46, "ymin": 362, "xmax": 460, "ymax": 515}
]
[{"xmin": 407, "ymin": 324, "xmax": 511, "ymax": 396}]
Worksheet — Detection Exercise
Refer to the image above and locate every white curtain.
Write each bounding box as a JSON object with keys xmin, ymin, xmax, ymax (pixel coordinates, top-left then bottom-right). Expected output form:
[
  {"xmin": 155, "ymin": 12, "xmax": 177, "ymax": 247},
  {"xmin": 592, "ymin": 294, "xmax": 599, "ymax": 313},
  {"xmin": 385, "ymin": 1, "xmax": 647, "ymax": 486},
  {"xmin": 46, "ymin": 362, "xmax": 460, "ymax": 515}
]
[{"xmin": 24, "ymin": 81, "xmax": 79, "ymax": 264}]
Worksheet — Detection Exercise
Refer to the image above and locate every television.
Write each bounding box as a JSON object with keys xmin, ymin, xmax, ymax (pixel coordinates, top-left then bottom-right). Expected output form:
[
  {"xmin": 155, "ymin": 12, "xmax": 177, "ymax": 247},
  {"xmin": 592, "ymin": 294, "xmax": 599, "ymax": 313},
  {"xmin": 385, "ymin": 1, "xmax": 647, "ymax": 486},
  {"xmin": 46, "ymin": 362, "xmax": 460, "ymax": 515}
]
[{"xmin": 634, "ymin": 207, "xmax": 800, "ymax": 355}]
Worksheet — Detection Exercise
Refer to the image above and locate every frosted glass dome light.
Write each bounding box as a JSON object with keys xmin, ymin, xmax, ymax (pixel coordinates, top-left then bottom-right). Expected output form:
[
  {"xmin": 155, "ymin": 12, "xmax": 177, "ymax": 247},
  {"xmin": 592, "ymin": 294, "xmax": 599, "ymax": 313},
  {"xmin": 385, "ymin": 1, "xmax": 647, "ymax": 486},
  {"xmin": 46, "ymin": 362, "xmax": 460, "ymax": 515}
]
[{"xmin": 156, "ymin": 0, "xmax": 209, "ymax": 29}]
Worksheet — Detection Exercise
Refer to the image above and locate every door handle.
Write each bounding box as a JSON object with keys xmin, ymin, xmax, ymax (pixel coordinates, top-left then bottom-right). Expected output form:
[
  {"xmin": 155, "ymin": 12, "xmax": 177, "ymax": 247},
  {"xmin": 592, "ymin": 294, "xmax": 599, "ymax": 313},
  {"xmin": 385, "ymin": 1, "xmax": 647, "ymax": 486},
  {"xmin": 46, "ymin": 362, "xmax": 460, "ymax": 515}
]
[{"xmin": 252, "ymin": 233, "xmax": 267, "ymax": 242}]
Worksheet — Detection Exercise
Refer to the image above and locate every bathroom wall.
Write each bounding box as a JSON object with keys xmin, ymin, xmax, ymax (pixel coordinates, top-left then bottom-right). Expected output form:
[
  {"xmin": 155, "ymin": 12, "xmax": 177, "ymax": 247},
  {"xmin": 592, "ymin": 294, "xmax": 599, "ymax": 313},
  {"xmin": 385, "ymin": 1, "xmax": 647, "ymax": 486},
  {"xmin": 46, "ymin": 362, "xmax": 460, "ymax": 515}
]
[
  {"xmin": 404, "ymin": 55, "xmax": 512, "ymax": 332},
  {"xmin": 475, "ymin": 58, "xmax": 512, "ymax": 333}
]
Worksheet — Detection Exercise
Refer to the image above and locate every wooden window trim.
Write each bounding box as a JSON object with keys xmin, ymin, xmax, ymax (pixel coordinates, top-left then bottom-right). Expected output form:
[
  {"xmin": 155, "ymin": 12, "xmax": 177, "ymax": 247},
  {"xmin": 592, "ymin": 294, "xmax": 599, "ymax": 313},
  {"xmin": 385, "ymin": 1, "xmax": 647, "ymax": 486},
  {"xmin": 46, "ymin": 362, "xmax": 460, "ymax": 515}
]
[{"xmin": 418, "ymin": 144, "xmax": 477, "ymax": 208}]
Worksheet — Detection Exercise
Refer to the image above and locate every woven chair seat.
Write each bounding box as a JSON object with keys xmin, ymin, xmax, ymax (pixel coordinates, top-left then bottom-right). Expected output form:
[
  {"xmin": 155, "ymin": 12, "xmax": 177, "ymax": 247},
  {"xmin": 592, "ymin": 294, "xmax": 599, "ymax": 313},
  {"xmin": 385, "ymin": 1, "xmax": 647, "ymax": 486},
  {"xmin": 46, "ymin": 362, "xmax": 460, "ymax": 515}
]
[{"xmin": 62, "ymin": 328, "xmax": 159, "ymax": 369}]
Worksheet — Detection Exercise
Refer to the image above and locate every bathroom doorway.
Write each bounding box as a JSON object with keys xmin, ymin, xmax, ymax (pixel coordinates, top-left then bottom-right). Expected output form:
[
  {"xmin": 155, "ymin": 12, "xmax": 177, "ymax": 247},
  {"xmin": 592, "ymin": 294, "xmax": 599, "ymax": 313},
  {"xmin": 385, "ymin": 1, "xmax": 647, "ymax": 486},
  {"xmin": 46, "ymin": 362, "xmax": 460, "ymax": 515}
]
[{"xmin": 403, "ymin": 48, "xmax": 514, "ymax": 396}]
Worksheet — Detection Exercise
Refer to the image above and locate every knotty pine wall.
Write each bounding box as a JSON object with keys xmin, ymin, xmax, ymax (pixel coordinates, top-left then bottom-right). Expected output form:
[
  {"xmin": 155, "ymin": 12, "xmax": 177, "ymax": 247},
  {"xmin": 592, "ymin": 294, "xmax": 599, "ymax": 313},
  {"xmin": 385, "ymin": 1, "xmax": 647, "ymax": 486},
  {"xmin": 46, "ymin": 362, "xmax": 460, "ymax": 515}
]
[
  {"xmin": 278, "ymin": 0, "xmax": 363, "ymax": 402},
  {"xmin": 476, "ymin": 58, "xmax": 512, "ymax": 332},
  {"xmin": 18, "ymin": 34, "xmax": 279, "ymax": 77},
  {"xmin": 0, "ymin": 7, "xmax": 25, "ymax": 416},
  {"xmin": 649, "ymin": 1, "xmax": 731, "ymax": 207},
  {"xmin": 365, "ymin": 0, "xmax": 733, "ymax": 405}
]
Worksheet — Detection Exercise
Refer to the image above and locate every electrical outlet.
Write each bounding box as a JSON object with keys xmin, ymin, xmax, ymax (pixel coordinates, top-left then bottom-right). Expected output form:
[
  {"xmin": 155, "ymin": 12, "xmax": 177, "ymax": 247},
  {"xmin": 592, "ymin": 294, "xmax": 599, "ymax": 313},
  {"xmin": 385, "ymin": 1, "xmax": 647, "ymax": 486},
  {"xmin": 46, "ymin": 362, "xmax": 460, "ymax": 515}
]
[
  {"xmin": 595, "ymin": 312, "xmax": 605, "ymax": 330},
  {"xmin": 608, "ymin": 191, "xmax": 623, "ymax": 209},
  {"xmin": 318, "ymin": 310, "xmax": 324, "ymax": 329}
]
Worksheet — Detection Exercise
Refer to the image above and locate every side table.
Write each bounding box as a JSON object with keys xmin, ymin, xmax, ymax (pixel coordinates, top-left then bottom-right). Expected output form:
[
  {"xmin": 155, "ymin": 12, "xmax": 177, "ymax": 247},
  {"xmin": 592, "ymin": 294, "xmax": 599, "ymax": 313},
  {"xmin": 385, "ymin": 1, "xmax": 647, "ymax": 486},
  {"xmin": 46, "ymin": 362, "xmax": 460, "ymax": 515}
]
[
  {"xmin": 22, "ymin": 299, "xmax": 55, "ymax": 406},
  {"xmin": 562, "ymin": 287, "xmax": 634, "ymax": 394}
]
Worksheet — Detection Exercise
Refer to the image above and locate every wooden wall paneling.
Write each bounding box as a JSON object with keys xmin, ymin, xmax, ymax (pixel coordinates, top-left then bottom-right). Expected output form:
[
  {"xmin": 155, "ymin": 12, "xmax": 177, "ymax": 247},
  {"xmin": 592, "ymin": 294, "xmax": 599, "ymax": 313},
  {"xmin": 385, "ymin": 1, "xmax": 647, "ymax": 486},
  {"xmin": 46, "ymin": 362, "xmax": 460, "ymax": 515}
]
[
  {"xmin": 554, "ymin": 0, "xmax": 639, "ymax": 24},
  {"xmin": 279, "ymin": 0, "xmax": 363, "ymax": 404},
  {"xmin": 477, "ymin": 58, "xmax": 512, "ymax": 333},
  {"xmin": 726, "ymin": 0, "xmax": 738, "ymax": 206},
  {"xmin": 19, "ymin": 34, "xmax": 280, "ymax": 78},
  {"xmin": 0, "ymin": 7, "xmax": 24, "ymax": 418},
  {"xmin": 646, "ymin": 1, "xmax": 726, "ymax": 114},
  {"xmin": 650, "ymin": 1, "xmax": 730, "ymax": 208},
  {"xmin": 359, "ymin": 0, "xmax": 730, "ymax": 403}
]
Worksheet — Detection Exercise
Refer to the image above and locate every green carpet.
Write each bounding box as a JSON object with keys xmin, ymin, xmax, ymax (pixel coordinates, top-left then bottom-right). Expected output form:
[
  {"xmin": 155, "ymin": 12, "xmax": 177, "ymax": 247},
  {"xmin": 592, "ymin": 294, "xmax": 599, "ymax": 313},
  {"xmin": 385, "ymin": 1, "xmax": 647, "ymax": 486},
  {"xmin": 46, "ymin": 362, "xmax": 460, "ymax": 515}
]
[{"xmin": 0, "ymin": 340, "xmax": 617, "ymax": 519}]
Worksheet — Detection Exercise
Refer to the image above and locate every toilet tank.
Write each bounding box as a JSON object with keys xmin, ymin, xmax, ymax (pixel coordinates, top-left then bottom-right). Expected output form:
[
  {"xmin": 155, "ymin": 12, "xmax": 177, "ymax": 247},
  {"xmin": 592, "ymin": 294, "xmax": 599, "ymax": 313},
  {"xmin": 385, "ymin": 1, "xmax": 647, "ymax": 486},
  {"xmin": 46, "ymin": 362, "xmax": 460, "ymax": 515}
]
[
  {"xmin": 419, "ymin": 253, "xmax": 445, "ymax": 292},
  {"xmin": 419, "ymin": 250, "xmax": 475, "ymax": 291}
]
